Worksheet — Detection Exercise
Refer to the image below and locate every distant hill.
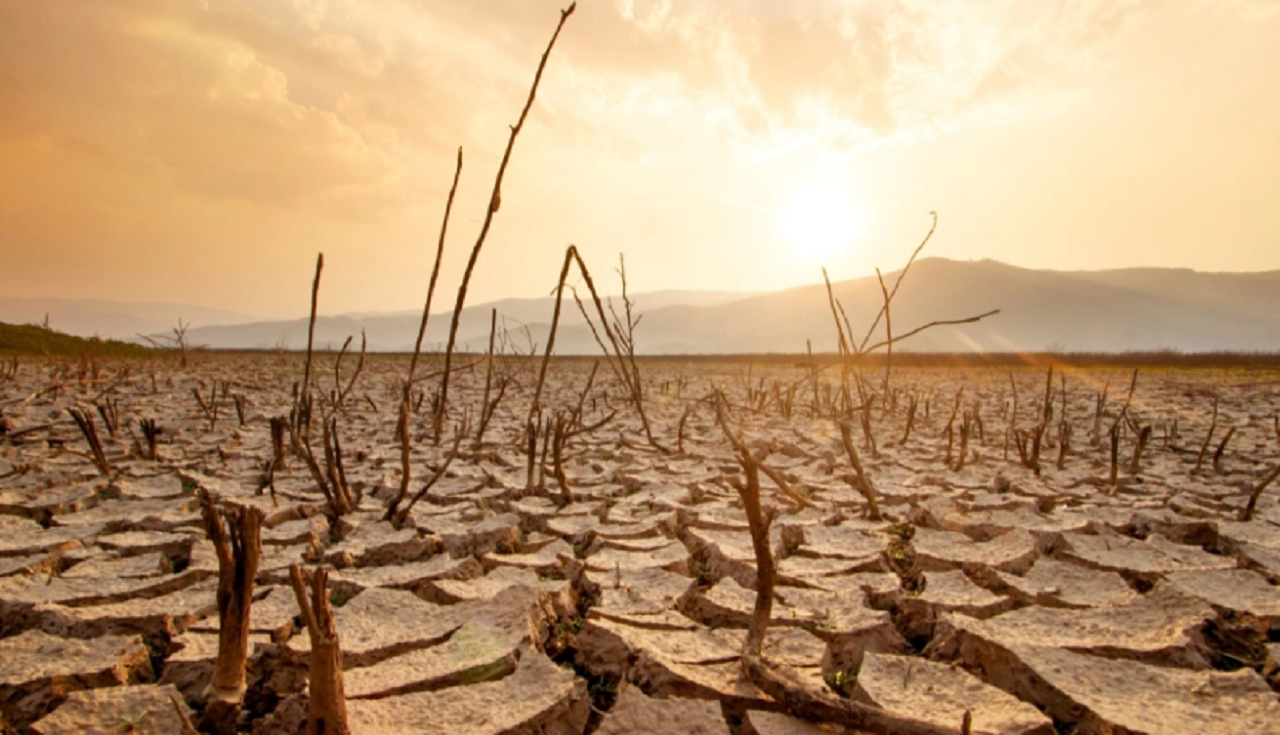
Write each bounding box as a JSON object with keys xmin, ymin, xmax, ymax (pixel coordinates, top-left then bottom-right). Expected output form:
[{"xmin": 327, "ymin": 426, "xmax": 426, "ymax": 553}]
[
  {"xmin": 102, "ymin": 259, "xmax": 1280, "ymax": 354},
  {"xmin": 169, "ymin": 289, "xmax": 759, "ymax": 353},
  {"xmin": 0, "ymin": 298, "xmax": 260, "ymax": 342},
  {"xmin": 0, "ymin": 322, "xmax": 152, "ymax": 357}
]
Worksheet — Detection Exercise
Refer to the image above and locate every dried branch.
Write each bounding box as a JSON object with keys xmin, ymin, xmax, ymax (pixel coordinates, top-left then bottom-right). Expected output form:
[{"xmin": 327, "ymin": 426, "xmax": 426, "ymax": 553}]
[
  {"xmin": 435, "ymin": 3, "xmax": 577, "ymax": 441},
  {"xmin": 1240, "ymin": 462, "xmax": 1280, "ymax": 522},
  {"xmin": 333, "ymin": 330, "xmax": 366, "ymax": 411},
  {"xmin": 300, "ymin": 253, "xmax": 323, "ymax": 409},
  {"xmin": 407, "ymin": 147, "xmax": 464, "ymax": 389},
  {"xmin": 396, "ymin": 418, "xmax": 469, "ymax": 525},
  {"xmin": 861, "ymin": 310, "xmax": 1000, "ymax": 354},
  {"xmin": 855, "ymin": 212, "xmax": 938, "ymax": 355},
  {"xmin": 839, "ymin": 421, "xmax": 882, "ymax": 520}
]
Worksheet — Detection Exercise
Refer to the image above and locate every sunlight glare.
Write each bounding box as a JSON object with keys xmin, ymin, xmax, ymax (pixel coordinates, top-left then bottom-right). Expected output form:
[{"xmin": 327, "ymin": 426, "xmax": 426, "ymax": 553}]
[{"xmin": 778, "ymin": 181, "xmax": 865, "ymax": 265}]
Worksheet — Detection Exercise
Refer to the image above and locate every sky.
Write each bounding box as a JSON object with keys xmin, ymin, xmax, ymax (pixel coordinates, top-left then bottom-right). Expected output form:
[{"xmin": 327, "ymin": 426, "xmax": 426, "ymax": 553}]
[{"xmin": 2, "ymin": 0, "xmax": 1278, "ymax": 320}]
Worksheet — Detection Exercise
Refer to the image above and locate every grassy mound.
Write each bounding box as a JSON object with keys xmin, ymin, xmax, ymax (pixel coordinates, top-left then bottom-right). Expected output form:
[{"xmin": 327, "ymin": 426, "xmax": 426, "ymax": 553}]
[{"xmin": 0, "ymin": 321, "xmax": 153, "ymax": 357}]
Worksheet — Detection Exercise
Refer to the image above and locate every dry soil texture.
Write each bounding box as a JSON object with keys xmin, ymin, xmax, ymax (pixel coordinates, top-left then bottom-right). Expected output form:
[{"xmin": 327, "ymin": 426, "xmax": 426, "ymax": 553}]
[{"xmin": 1, "ymin": 354, "xmax": 1279, "ymax": 734}]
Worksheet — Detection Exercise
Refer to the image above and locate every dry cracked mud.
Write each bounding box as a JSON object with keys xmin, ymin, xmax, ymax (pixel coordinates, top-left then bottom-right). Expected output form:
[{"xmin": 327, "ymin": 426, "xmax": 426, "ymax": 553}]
[{"xmin": 1, "ymin": 355, "xmax": 1279, "ymax": 733}]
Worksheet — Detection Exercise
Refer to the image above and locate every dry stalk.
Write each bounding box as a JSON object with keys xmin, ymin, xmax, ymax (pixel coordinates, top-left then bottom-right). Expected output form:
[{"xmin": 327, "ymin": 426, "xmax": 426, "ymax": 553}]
[
  {"xmin": 1212, "ymin": 426, "xmax": 1236, "ymax": 474},
  {"xmin": 1194, "ymin": 393, "xmax": 1219, "ymax": 472},
  {"xmin": 297, "ymin": 406, "xmax": 356, "ymax": 517},
  {"xmin": 395, "ymin": 418, "xmax": 468, "ymax": 526},
  {"xmin": 199, "ymin": 495, "xmax": 264, "ymax": 733},
  {"xmin": 192, "ymin": 381, "xmax": 224, "ymax": 431},
  {"xmin": 731, "ymin": 442, "xmax": 952, "ymax": 735},
  {"xmin": 475, "ymin": 309, "xmax": 497, "ymax": 444},
  {"xmin": 0, "ymin": 357, "xmax": 17, "ymax": 383},
  {"xmin": 954, "ymin": 410, "xmax": 971, "ymax": 471},
  {"xmin": 67, "ymin": 407, "xmax": 111, "ymax": 476},
  {"xmin": 1129, "ymin": 425, "xmax": 1152, "ymax": 474},
  {"xmin": 838, "ymin": 421, "xmax": 882, "ymax": 520},
  {"xmin": 1240, "ymin": 462, "xmax": 1280, "ymax": 521},
  {"xmin": 855, "ymin": 212, "xmax": 938, "ymax": 355},
  {"xmin": 138, "ymin": 417, "xmax": 161, "ymax": 461},
  {"xmin": 677, "ymin": 403, "xmax": 694, "ymax": 454},
  {"xmin": 289, "ymin": 564, "xmax": 348, "ymax": 735},
  {"xmin": 902, "ymin": 393, "xmax": 918, "ymax": 444},
  {"xmin": 875, "ymin": 268, "xmax": 893, "ymax": 397},
  {"xmin": 532, "ymin": 246, "xmax": 666, "ymax": 451},
  {"xmin": 407, "ymin": 146, "xmax": 463, "ymax": 389},
  {"xmin": 233, "ymin": 394, "xmax": 247, "ymax": 426},
  {"xmin": 94, "ymin": 398, "xmax": 120, "ymax": 438},
  {"xmin": 435, "ymin": 3, "xmax": 576, "ymax": 441},
  {"xmin": 1092, "ymin": 381, "xmax": 1110, "ymax": 446},
  {"xmin": 300, "ymin": 253, "xmax": 323, "ymax": 412},
  {"xmin": 384, "ymin": 398, "xmax": 413, "ymax": 522},
  {"xmin": 1109, "ymin": 368, "xmax": 1139, "ymax": 442},
  {"xmin": 1108, "ymin": 424, "xmax": 1121, "ymax": 487},
  {"xmin": 1040, "ymin": 366, "xmax": 1055, "ymax": 427},
  {"xmin": 332, "ymin": 330, "xmax": 366, "ymax": 412},
  {"xmin": 714, "ymin": 394, "xmax": 811, "ymax": 509},
  {"xmin": 1057, "ymin": 421, "xmax": 1071, "ymax": 470}
]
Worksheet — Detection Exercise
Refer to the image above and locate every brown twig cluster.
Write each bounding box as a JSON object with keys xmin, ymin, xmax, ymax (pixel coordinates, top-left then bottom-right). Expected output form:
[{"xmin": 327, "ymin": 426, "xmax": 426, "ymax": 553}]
[{"xmin": 67, "ymin": 406, "xmax": 111, "ymax": 476}]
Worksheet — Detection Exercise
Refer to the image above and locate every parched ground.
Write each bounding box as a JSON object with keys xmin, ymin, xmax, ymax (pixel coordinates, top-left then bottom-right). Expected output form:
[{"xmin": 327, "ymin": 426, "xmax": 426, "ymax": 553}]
[{"xmin": 1, "ymin": 353, "xmax": 1279, "ymax": 734}]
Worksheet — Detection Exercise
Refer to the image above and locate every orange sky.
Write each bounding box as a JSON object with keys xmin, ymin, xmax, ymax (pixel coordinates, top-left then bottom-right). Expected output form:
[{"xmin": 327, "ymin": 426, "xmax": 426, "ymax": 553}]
[{"xmin": 2, "ymin": 0, "xmax": 1278, "ymax": 319}]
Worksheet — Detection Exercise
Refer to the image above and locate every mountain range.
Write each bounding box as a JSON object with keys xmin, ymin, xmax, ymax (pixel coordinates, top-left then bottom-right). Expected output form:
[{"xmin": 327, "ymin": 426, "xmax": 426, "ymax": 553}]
[{"xmin": 7, "ymin": 259, "xmax": 1278, "ymax": 354}]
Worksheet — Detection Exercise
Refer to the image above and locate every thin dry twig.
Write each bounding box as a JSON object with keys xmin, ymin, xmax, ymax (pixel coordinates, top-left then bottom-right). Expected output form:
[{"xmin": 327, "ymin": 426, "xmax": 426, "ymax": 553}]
[
  {"xmin": 1240, "ymin": 462, "xmax": 1280, "ymax": 521},
  {"xmin": 435, "ymin": 3, "xmax": 576, "ymax": 440},
  {"xmin": 839, "ymin": 420, "xmax": 882, "ymax": 520},
  {"xmin": 407, "ymin": 147, "xmax": 464, "ymax": 390}
]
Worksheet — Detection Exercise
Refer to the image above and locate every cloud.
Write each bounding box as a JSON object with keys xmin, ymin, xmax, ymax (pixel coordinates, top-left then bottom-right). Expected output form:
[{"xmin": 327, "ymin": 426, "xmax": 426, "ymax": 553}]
[
  {"xmin": 0, "ymin": 0, "xmax": 406, "ymax": 216},
  {"xmin": 1, "ymin": 0, "xmax": 1222, "ymax": 217}
]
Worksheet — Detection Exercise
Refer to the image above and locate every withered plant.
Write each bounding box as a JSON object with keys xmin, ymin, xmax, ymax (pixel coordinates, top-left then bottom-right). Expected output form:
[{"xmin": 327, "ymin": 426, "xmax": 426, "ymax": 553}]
[
  {"xmin": 289, "ymin": 564, "xmax": 348, "ymax": 735},
  {"xmin": 1240, "ymin": 461, "xmax": 1280, "ymax": 522},
  {"xmin": 386, "ymin": 417, "xmax": 468, "ymax": 526},
  {"xmin": 474, "ymin": 314, "xmax": 539, "ymax": 448},
  {"xmin": 67, "ymin": 406, "xmax": 111, "ymax": 476},
  {"xmin": 94, "ymin": 397, "xmax": 120, "ymax": 438},
  {"xmin": 199, "ymin": 495, "xmax": 264, "ymax": 734},
  {"xmin": 531, "ymin": 246, "xmax": 666, "ymax": 453},
  {"xmin": 193, "ymin": 380, "xmax": 228, "ymax": 431},
  {"xmin": 434, "ymin": 3, "xmax": 577, "ymax": 441},
  {"xmin": 138, "ymin": 317, "xmax": 192, "ymax": 368},
  {"xmin": 296, "ymin": 407, "xmax": 357, "ymax": 517},
  {"xmin": 726, "ymin": 435, "xmax": 953, "ymax": 735},
  {"xmin": 136, "ymin": 417, "xmax": 161, "ymax": 461},
  {"xmin": 1194, "ymin": 391, "xmax": 1219, "ymax": 473},
  {"xmin": 838, "ymin": 420, "xmax": 882, "ymax": 520},
  {"xmin": 329, "ymin": 330, "xmax": 367, "ymax": 413},
  {"xmin": 714, "ymin": 393, "xmax": 812, "ymax": 510}
]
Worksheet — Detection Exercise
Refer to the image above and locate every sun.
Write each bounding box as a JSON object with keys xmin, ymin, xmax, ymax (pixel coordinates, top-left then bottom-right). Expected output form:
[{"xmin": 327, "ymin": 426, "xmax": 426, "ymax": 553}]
[{"xmin": 778, "ymin": 181, "xmax": 865, "ymax": 265}]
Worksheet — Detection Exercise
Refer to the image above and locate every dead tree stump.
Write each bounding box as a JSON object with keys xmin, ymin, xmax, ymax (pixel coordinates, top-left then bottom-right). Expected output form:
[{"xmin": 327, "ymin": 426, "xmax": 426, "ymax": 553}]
[
  {"xmin": 290, "ymin": 564, "xmax": 349, "ymax": 735},
  {"xmin": 199, "ymin": 495, "xmax": 265, "ymax": 734}
]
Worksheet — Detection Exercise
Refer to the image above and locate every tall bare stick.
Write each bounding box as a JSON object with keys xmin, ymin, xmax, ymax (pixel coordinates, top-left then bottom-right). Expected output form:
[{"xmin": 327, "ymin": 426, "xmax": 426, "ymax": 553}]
[
  {"xmin": 435, "ymin": 3, "xmax": 576, "ymax": 440},
  {"xmin": 876, "ymin": 268, "xmax": 892, "ymax": 396},
  {"xmin": 407, "ymin": 147, "xmax": 463, "ymax": 389},
  {"xmin": 301, "ymin": 253, "xmax": 323, "ymax": 406}
]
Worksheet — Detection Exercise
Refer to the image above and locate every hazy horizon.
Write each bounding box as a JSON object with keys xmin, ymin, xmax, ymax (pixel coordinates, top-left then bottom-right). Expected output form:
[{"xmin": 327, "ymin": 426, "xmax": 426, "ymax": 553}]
[{"xmin": 3, "ymin": 2, "xmax": 1278, "ymax": 320}]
